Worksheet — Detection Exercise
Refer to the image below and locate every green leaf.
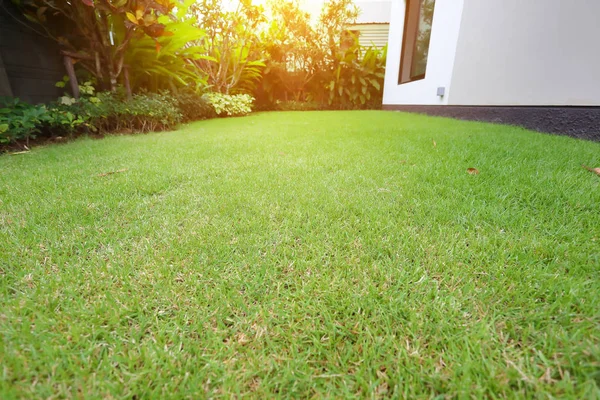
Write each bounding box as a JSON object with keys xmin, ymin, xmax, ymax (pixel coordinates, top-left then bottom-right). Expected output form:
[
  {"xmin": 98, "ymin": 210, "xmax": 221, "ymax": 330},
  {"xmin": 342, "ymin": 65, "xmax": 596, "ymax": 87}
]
[
  {"xmin": 370, "ymin": 79, "xmax": 381, "ymax": 91},
  {"xmin": 125, "ymin": 12, "xmax": 138, "ymax": 24},
  {"xmin": 23, "ymin": 13, "xmax": 39, "ymax": 24}
]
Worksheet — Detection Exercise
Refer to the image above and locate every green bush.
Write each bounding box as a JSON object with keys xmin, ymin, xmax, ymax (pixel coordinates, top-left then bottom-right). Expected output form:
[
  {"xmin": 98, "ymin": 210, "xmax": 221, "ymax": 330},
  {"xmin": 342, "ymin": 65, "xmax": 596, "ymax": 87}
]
[
  {"xmin": 0, "ymin": 97, "xmax": 48, "ymax": 144},
  {"xmin": 119, "ymin": 92, "xmax": 182, "ymax": 132},
  {"xmin": 0, "ymin": 95, "xmax": 98, "ymax": 145},
  {"xmin": 1, "ymin": 91, "xmax": 183, "ymax": 147},
  {"xmin": 175, "ymin": 91, "xmax": 216, "ymax": 122},
  {"xmin": 1, "ymin": 88, "xmax": 260, "ymax": 148},
  {"xmin": 326, "ymin": 43, "xmax": 387, "ymax": 109},
  {"xmin": 49, "ymin": 91, "xmax": 181, "ymax": 134},
  {"xmin": 45, "ymin": 106, "xmax": 88, "ymax": 135},
  {"xmin": 205, "ymin": 93, "xmax": 254, "ymax": 117}
]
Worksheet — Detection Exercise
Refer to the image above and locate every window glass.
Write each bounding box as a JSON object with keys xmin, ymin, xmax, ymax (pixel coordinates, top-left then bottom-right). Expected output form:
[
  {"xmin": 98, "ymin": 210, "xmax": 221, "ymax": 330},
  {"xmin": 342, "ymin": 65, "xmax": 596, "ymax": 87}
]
[
  {"xmin": 410, "ymin": 0, "xmax": 435, "ymax": 79},
  {"xmin": 399, "ymin": 0, "xmax": 436, "ymax": 84}
]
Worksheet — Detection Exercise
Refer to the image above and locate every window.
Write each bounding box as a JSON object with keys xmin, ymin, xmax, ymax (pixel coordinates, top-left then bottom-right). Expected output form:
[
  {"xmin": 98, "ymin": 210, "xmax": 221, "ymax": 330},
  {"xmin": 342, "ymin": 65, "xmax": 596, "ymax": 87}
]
[{"xmin": 398, "ymin": 0, "xmax": 436, "ymax": 84}]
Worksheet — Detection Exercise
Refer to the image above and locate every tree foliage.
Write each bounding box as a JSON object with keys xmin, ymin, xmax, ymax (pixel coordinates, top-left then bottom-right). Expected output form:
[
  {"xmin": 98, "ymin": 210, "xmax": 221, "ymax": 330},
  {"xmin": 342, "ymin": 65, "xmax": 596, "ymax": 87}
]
[
  {"xmin": 126, "ymin": 2, "xmax": 208, "ymax": 92},
  {"xmin": 255, "ymin": 0, "xmax": 324, "ymax": 104},
  {"xmin": 190, "ymin": 0, "xmax": 265, "ymax": 94},
  {"xmin": 11, "ymin": 0, "xmax": 387, "ymax": 112},
  {"xmin": 255, "ymin": 0, "xmax": 384, "ymax": 109},
  {"xmin": 15, "ymin": 0, "xmax": 181, "ymax": 91},
  {"xmin": 318, "ymin": 0, "xmax": 359, "ymax": 62}
]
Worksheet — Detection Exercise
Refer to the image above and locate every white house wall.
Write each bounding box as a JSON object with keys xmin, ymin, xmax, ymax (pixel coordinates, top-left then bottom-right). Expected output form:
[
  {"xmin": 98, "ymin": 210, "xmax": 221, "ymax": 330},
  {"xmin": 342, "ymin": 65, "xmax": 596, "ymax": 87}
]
[
  {"xmin": 448, "ymin": 0, "xmax": 600, "ymax": 106},
  {"xmin": 382, "ymin": 0, "xmax": 465, "ymax": 105}
]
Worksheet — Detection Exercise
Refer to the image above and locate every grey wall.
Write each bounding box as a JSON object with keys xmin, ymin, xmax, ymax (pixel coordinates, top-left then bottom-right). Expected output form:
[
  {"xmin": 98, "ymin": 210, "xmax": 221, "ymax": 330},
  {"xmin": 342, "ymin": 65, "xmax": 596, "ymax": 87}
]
[
  {"xmin": 448, "ymin": 0, "xmax": 600, "ymax": 106},
  {"xmin": 0, "ymin": 1, "xmax": 64, "ymax": 103}
]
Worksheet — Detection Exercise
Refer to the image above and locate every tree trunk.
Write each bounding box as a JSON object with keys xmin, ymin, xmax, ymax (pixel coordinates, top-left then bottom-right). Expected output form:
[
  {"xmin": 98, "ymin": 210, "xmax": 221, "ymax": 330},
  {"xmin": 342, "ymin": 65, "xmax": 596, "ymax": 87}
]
[
  {"xmin": 123, "ymin": 65, "xmax": 132, "ymax": 100},
  {"xmin": 63, "ymin": 56, "xmax": 80, "ymax": 99}
]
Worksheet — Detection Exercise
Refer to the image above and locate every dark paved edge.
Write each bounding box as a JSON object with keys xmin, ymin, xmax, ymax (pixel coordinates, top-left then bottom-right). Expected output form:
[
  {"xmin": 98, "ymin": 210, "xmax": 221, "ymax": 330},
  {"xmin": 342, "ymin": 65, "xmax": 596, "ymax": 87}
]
[{"xmin": 382, "ymin": 105, "xmax": 600, "ymax": 141}]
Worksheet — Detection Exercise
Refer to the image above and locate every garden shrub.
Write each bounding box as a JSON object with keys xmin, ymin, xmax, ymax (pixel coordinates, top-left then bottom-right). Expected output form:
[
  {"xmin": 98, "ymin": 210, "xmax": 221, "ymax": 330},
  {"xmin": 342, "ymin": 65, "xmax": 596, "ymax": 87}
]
[
  {"xmin": 1, "ymin": 91, "xmax": 182, "ymax": 147},
  {"xmin": 117, "ymin": 92, "xmax": 182, "ymax": 132},
  {"xmin": 0, "ymin": 97, "xmax": 48, "ymax": 144},
  {"xmin": 2, "ymin": 86, "xmax": 261, "ymax": 149},
  {"xmin": 44, "ymin": 92, "xmax": 114, "ymax": 135},
  {"xmin": 205, "ymin": 93, "xmax": 254, "ymax": 117},
  {"xmin": 44, "ymin": 105, "xmax": 89, "ymax": 136},
  {"xmin": 0, "ymin": 96, "xmax": 98, "ymax": 145},
  {"xmin": 175, "ymin": 91, "xmax": 216, "ymax": 122},
  {"xmin": 53, "ymin": 91, "xmax": 181, "ymax": 134},
  {"xmin": 326, "ymin": 43, "xmax": 387, "ymax": 109}
]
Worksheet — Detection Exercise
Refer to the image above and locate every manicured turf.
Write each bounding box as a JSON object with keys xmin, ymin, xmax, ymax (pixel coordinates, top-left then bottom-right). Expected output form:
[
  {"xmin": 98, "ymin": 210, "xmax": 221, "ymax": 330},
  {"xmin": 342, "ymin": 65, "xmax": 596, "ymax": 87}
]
[{"xmin": 1, "ymin": 111, "xmax": 599, "ymax": 398}]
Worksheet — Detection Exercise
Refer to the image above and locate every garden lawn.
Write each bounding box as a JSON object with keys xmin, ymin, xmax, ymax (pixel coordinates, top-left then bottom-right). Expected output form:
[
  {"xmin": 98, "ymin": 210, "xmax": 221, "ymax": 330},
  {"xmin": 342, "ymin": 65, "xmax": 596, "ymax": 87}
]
[{"xmin": 1, "ymin": 111, "xmax": 599, "ymax": 399}]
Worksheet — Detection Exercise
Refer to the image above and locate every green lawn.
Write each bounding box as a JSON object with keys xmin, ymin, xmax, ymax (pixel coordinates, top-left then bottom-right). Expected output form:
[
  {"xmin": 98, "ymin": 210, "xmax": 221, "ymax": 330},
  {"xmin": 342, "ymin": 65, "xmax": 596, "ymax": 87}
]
[{"xmin": 1, "ymin": 111, "xmax": 599, "ymax": 398}]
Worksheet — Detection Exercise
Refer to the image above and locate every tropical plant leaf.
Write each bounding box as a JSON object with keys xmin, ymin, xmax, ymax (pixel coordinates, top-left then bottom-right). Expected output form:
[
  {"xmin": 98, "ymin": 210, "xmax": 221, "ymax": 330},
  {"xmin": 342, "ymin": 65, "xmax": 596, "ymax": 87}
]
[
  {"xmin": 125, "ymin": 12, "xmax": 138, "ymax": 24},
  {"xmin": 369, "ymin": 79, "xmax": 381, "ymax": 91}
]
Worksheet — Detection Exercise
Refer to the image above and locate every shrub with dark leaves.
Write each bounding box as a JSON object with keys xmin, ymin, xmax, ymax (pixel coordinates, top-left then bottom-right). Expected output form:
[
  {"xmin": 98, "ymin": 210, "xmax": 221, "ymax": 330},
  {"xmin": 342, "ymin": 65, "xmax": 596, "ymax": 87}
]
[{"xmin": 175, "ymin": 91, "xmax": 216, "ymax": 122}]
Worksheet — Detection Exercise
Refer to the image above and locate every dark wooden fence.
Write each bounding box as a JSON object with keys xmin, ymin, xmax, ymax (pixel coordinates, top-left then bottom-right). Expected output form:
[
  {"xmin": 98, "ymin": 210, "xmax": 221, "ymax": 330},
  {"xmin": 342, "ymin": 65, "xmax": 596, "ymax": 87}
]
[{"xmin": 0, "ymin": 0, "xmax": 65, "ymax": 103}]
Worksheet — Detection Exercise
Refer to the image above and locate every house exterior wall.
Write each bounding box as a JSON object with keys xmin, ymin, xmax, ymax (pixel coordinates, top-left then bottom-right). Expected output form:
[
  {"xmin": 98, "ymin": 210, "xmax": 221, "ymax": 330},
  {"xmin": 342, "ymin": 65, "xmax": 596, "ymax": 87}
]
[
  {"xmin": 349, "ymin": 24, "xmax": 390, "ymax": 48},
  {"xmin": 383, "ymin": 0, "xmax": 600, "ymax": 107},
  {"xmin": 382, "ymin": 0, "xmax": 464, "ymax": 105},
  {"xmin": 448, "ymin": 0, "xmax": 600, "ymax": 106}
]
